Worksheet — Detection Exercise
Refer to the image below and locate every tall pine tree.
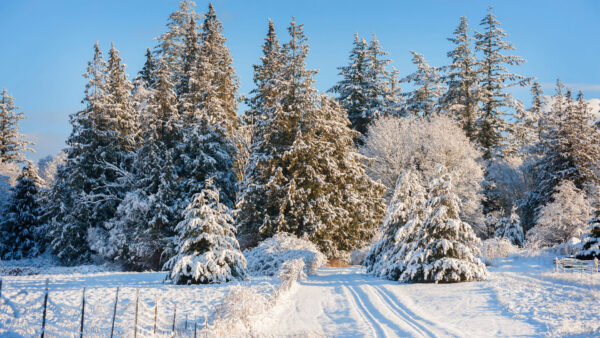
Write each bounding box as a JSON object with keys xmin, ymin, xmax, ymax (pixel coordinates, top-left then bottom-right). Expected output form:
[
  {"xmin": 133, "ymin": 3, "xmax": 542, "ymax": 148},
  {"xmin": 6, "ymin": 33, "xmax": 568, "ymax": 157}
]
[
  {"xmin": 238, "ymin": 19, "xmax": 385, "ymax": 258},
  {"xmin": 330, "ymin": 33, "xmax": 397, "ymax": 137},
  {"xmin": 0, "ymin": 89, "xmax": 33, "ymax": 163},
  {"xmin": 0, "ymin": 161, "xmax": 43, "ymax": 260},
  {"xmin": 441, "ymin": 16, "xmax": 481, "ymax": 140},
  {"xmin": 474, "ymin": 7, "xmax": 530, "ymax": 159},
  {"xmin": 401, "ymin": 51, "xmax": 444, "ymax": 117}
]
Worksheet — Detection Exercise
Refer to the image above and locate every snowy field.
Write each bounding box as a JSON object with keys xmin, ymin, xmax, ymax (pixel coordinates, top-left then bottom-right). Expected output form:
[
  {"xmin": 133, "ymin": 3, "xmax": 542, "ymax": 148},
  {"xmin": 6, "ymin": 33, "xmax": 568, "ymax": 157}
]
[
  {"xmin": 1, "ymin": 252, "xmax": 599, "ymax": 337},
  {"xmin": 259, "ymin": 252, "xmax": 600, "ymax": 337},
  {"xmin": 0, "ymin": 263, "xmax": 278, "ymax": 337}
]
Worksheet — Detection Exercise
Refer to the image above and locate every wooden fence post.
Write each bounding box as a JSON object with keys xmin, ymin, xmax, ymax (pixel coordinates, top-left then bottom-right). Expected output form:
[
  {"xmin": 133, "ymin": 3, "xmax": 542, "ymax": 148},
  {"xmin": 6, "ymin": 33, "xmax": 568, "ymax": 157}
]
[
  {"xmin": 595, "ymin": 257, "xmax": 599, "ymax": 273},
  {"xmin": 153, "ymin": 297, "xmax": 158, "ymax": 334},
  {"xmin": 172, "ymin": 303, "xmax": 177, "ymax": 334},
  {"xmin": 134, "ymin": 290, "xmax": 140, "ymax": 338},
  {"xmin": 0, "ymin": 279, "xmax": 2, "ymax": 299},
  {"xmin": 194, "ymin": 320, "xmax": 197, "ymax": 338},
  {"xmin": 41, "ymin": 279, "xmax": 49, "ymax": 338},
  {"xmin": 554, "ymin": 257, "xmax": 559, "ymax": 273},
  {"xmin": 110, "ymin": 287, "xmax": 119, "ymax": 338},
  {"xmin": 79, "ymin": 287, "xmax": 86, "ymax": 338},
  {"xmin": 185, "ymin": 314, "xmax": 188, "ymax": 332}
]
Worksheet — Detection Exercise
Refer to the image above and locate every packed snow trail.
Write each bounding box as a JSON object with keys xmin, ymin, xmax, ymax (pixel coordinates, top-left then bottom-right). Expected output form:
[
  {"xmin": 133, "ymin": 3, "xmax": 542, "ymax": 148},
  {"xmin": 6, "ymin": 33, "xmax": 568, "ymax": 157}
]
[{"xmin": 258, "ymin": 266, "xmax": 538, "ymax": 337}]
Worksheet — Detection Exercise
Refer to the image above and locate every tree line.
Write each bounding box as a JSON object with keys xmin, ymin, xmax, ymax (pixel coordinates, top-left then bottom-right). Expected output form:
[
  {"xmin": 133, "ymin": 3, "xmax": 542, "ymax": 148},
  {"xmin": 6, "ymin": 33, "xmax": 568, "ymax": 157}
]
[{"xmin": 1, "ymin": 2, "xmax": 599, "ymax": 281}]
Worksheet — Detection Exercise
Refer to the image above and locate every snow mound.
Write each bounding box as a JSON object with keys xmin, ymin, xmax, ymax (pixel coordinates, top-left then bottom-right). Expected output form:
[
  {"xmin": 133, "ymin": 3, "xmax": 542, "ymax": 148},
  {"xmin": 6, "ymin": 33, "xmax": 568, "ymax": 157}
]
[{"xmin": 244, "ymin": 233, "xmax": 326, "ymax": 276}]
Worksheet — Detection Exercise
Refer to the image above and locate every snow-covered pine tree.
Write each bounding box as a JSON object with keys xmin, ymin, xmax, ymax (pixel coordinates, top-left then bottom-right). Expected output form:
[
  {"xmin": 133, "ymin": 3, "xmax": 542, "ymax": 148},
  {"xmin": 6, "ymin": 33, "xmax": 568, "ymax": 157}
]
[
  {"xmin": 364, "ymin": 170, "xmax": 429, "ymax": 280},
  {"xmin": 177, "ymin": 3, "xmax": 239, "ymax": 206},
  {"xmin": 510, "ymin": 81, "xmax": 545, "ymax": 158},
  {"xmin": 236, "ymin": 20, "xmax": 289, "ymax": 248},
  {"xmin": 576, "ymin": 215, "xmax": 600, "ymax": 260},
  {"xmin": 166, "ymin": 179, "xmax": 247, "ymax": 284},
  {"xmin": 474, "ymin": 7, "xmax": 530, "ymax": 160},
  {"xmin": 398, "ymin": 169, "xmax": 487, "ymax": 283},
  {"xmin": 441, "ymin": 16, "xmax": 481, "ymax": 140},
  {"xmin": 273, "ymin": 95, "xmax": 385, "ymax": 258},
  {"xmin": 401, "ymin": 51, "xmax": 444, "ymax": 117},
  {"xmin": 155, "ymin": 0, "xmax": 201, "ymax": 87},
  {"xmin": 330, "ymin": 33, "xmax": 370, "ymax": 135},
  {"xmin": 177, "ymin": 15, "xmax": 201, "ymax": 113},
  {"xmin": 0, "ymin": 89, "xmax": 33, "ymax": 163},
  {"xmin": 0, "ymin": 161, "xmax": 43, "ymax": 260},
  {"xmin": 99, "ymin": 59, "xmax": 183, "ymax": 270},
  {"xmin": 494, "ymin": 206, "xmax": 524, "ymax": 246},
  {"xmin": 522, "ymin": 82, "xmax": 600, "ymax": 230},
  {"xmin": 238, "ymin": 19, "xmax": 385, "ymax": 258},
  {"xmin": 329, "ymin": 33, "xmax": 396, "ymax": 137},
  {"xmin": 135, "ymin": 48, "xmax": 158, "ymax": 89},
  {"xmin": 191, "ymin": 3, "xmax": 240, "ymax": 134},
  {"xmin": 244, "ymin": 19, "xmax": 284, "ymax": 140},
  {"xmin": 106, "ymin": 43, "xmax": 137, "ymax": 154},
  {"xmin": 50, "ymin": 43, "xmax": 134, "ymax": 265}
]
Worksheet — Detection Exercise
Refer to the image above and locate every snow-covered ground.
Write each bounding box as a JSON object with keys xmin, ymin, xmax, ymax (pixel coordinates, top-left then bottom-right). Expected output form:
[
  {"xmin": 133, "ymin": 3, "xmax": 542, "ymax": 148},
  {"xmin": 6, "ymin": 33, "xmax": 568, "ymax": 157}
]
[
  {"xmin": 1, "ymin": 252, "xmax": 599, "ymax": 337},
  {"xmin": 260, "ymin": 252, "xmax": 599, "ymax": 337},
  {"xmin": 0, "ymin": 267, "xmax": 277, "ymax": 337}
]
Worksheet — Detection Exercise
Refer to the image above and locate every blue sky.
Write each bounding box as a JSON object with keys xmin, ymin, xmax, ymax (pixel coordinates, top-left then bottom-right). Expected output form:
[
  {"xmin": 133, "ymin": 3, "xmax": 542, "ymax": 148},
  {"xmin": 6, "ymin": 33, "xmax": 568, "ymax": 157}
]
[{"xmin": 1, "ymin": 0, "xmax": 599, "ymax": 161}]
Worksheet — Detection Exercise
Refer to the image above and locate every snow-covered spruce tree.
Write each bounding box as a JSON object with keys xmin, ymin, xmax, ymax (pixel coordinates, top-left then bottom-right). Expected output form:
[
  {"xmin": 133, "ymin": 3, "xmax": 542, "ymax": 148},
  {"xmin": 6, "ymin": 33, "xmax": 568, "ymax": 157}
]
[
  {"xmin": 401, "ymin": 51, "xmax": 444, "ymax": 118},
  {"xmin": 236, "ymin": 20, "xmax": 288, "ymax": 248},
  {"xmin": 190, "ymin": 3, "xmax": 240, "ymax": 134},
  {"xmin": 576, "ymin": 216, "xmax": 600, "ymax": 260},
  {"xmin": 0, "ymin": 161, "xmax": 43, "ymax": 260},
  {"xmin": 510, "ymin": 81, "xmax": 545, "ymax": 158},
  {"xmin": 273, "ymin": 96, "xmax": 386, "ymax": 257},
  {"xmin": 364, "ymin": 170, "xmax": 429, "ymax": 280},
  {"xmin": 522, "ymin": 83, "xmax": 600, "ymax": 230},
  {"xmin": 177, "ymin": 3, "xmax": 239, "ymax": 205},
  {"xmin": 527, "ymin": 180, "xmax": 591, "ymax": 248},
  {"xmin": 0, "ymin": 89, "xmax": 33, "ymax": 164},
  {"xmin": 494, "ymin": 206, "xmax": 524, "ymax": 246},
  {"xmin": 238, "ymin": 19, "xmax": 385, "ymax": 258},
  {"xmin": 399, "ymin": 170, "xmax": 487, "ymax": 283},
  {"xmin": 329, "ymin": 33, "xmax": 398, "ymax": 137},
  {"xmin": 49, "ymin": 43, "xmax": 135, "ymax": 265},
  {"xmin": 474, "ymin": 7, "xmax": 530, "ymax": 160},
  {"xmin": 166, "ymin": 179, "xmax": 246, "ymax": 284},
  {"xmin": 97, "ymin": 59, "xmax": 183, "ymax": 270},
  {"xmin": 441, "ymin": 16, "xmax": 481, "ymax": 141},
  {"xmin": 136, "ymin": 48, "xmax": 158, "ymax": 89},
  {"xmin": 360, "ymin": 114, "xmax": 484, "ymax": 225},
  {"xmin": 155, "ymin": 0, "xmax": 201, "ymax": 87}
]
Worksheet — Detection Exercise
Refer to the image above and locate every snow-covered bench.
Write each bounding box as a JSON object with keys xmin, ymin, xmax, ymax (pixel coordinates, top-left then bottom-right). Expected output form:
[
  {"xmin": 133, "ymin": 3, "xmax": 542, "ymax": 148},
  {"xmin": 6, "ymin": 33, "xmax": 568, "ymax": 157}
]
[{"xmin": 554, "ymin": 257, "xmax": 599, "ymax": 274}]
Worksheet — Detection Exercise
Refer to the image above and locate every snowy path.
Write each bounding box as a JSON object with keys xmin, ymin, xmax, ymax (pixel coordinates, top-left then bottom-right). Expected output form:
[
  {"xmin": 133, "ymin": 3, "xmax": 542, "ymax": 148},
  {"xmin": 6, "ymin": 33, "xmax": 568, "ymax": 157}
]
[{"xmin": 259, "ymin": 267, "xmax": 538, "ymax": 337}]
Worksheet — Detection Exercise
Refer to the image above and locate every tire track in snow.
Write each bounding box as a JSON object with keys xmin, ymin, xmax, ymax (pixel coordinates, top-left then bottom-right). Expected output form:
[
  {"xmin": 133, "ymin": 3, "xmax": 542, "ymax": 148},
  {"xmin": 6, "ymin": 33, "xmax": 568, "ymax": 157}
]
[
  {"xmin": 340, "ymin": 284, "xmax": 383, "ymax": 337},
  {"xmin": 371, "ymin": 285, "xmax": 460, "ymax": 337},
  {"xmin": 365, "ymin": 285, "xmax": 434, "ymax": 337},
  {"xmin": 344, "ymin": 281, "xmax": 422, "ymax": 337}
]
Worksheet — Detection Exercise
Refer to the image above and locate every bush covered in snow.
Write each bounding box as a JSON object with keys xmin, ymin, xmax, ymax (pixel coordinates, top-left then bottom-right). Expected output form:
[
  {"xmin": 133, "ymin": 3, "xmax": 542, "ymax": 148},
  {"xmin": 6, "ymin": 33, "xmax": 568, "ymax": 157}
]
[
  {"xmin": 527, "ymin": 181, "xmax": 591, "ymax": 249},
  {"xmin": 480, "ymin": 238, "xmax": 519, "ymax": 265},
  {"xmin": 244, "ymin": 233, "xmax": 327, "ymax": 277},
  {"xmin": 577, "ymin": 216, "xmax": 600, "ymax": 260},
  {"xmin": 165, "ymin": 183, "xmax": 247, "ymax": 284}
]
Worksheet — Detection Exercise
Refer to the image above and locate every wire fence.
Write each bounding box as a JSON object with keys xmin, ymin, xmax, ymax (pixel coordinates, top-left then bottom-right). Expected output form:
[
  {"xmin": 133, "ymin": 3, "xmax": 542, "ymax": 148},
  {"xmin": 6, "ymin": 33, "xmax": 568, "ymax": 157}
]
[{"xmin": 0, "ymin": 278, "xmax": 213, "ymax": 337}]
